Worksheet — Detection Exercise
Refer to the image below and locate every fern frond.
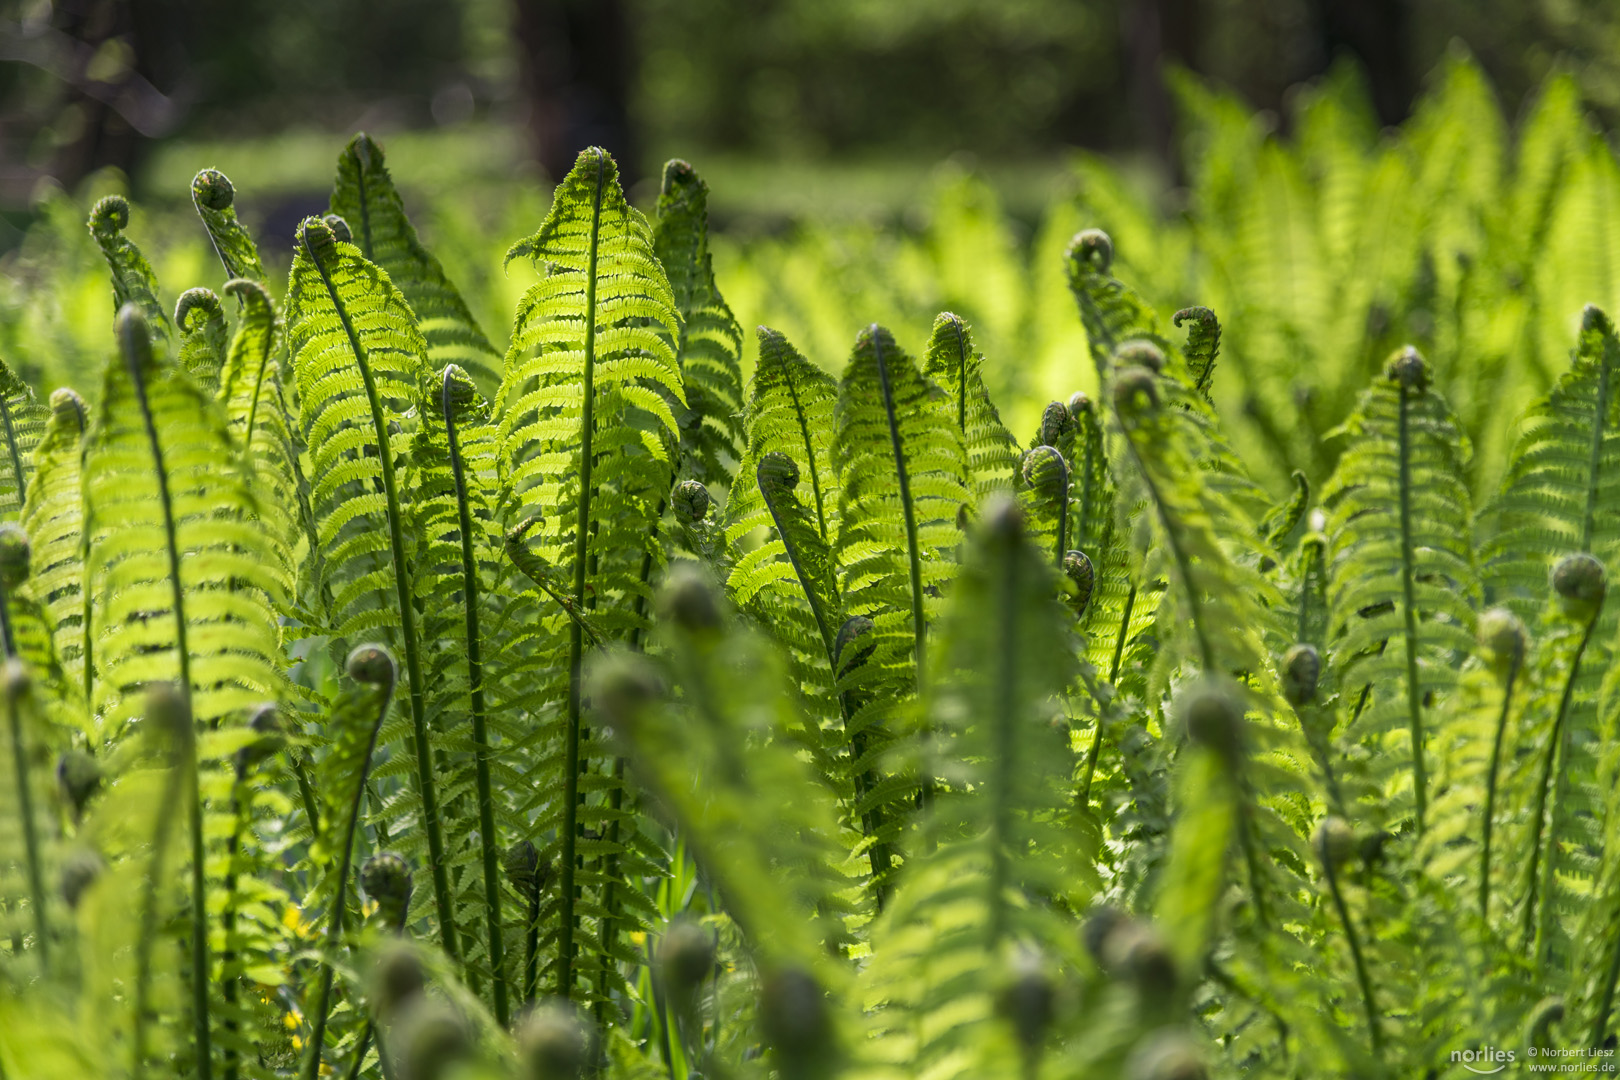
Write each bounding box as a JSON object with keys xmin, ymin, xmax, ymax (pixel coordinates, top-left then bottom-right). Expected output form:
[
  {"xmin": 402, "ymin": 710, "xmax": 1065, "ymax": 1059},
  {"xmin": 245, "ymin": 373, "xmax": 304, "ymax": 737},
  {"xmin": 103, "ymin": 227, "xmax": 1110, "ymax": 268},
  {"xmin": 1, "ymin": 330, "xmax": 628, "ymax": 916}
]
[
  {"xmin": 84, "ymin": 307, "xmax": 287, "ymax": 734},
  {"xmin": 860, "ymin": 499, "xmax": 1083, "ymax": 1080},
  {"xmin": 331, "ymin": 134, "xmax": 502, "ymax": 390},
  {"xmin": 192, "ymin": 169, "xmax": 268, "ymax": 283},
  {"xmin": 285, "ymin": 215, "xmax": 460, "ymax": 961},
  {"xmin": 175, "ymin": 287, "xmax": 227, "ymax": 394},
  {"xmin": 922, "ymin": 312, "xmax": 1018, "ymax": 504},
  {"xmin": 216, "ymin": 278, "xmax": 308, "ymax": 619},
  {"xmin": 1482, "ymin": 304, "xmax": 1620, "ymax": 615},
  {"xmin": 1323, "ymin": 348, "xmax": 1478, "ymax": 834},
  {"xmin": 20, "ymin": 389, "xmax": 87, "ymax": 704},
  {"xmin": 654, "ymin": 160, "xmax": 745, "ymax": 485},
  {"xmin": 833, "ymin": 323, "xmax": 968, "ymax": 694},
  {"xmin": 87, "ymin": 196, "xmax": 170, "ymax": 346},
  {"xmin": 0, "ymin": 355, "xmax": 48, "ymax": 523},
  {"xmin": 495, "ymin": 146, "xmax": 683, "ymax": 1001}
]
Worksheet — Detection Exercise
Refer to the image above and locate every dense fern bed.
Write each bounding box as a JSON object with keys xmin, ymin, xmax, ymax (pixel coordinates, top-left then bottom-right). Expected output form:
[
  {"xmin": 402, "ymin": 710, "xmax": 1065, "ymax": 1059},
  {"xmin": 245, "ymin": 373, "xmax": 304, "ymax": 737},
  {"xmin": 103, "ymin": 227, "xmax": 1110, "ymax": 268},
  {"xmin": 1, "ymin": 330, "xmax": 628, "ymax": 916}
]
[{"xmin": 7, "ymin": 60, "xmax": 1620, "ymax": 1080}]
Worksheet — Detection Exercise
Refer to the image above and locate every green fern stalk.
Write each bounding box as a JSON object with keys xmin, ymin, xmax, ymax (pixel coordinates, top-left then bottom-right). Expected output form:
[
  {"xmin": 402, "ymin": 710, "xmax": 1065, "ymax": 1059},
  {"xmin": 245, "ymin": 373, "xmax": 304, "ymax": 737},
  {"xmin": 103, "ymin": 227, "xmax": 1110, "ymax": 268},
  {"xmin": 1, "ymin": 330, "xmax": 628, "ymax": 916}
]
[
  {"xmin": 1318, "ymin": 823, "xmax": 1383, "ymax": 1056},
  {"xmin": 301, "ymin": 646, "xmax": 396, "ymax": 1080},
  {"xmin": 118, "ymin": 307, "xmax": 212, "ymax": 1080},
  {"xmin": 1393, "ymin": 360, "xmax": 1429, "ymax": 834},
  {"xmin": 441, "ymin": 366, "xmax": 510, "ymax": 1026},
  {"xmin": 1, "ymin": 662, "xmax": 46, "ymax": 973},
  {"xmin": 1479, "ymin": 644, "xmax": 1523, "ymax": 922},
  {"xmin": 295, "ymin": 219, "xmax": 459, "ymax": 963}
]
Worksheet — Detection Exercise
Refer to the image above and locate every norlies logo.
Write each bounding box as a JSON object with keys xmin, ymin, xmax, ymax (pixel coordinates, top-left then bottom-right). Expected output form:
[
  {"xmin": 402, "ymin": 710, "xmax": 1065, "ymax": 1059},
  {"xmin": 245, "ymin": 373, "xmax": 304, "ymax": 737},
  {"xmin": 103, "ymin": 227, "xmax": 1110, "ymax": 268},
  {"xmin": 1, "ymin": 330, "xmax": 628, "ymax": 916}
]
[{"xmin": 1452, "ymin": 1046, "xmax": 1517, "ymax": 1074}]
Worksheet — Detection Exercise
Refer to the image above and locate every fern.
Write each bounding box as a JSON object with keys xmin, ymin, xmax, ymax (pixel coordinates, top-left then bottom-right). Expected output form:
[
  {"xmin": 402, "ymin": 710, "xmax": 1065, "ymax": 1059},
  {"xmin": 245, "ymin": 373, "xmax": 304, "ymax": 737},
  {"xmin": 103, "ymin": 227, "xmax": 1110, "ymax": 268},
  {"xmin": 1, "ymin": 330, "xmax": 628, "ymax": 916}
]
[
  {"xmin": 495, "ymin": 146, "xmax": 683, "ymax": 1001},
  {"xmin": 1482, "ymin": 304, "xmax": 1620, "ymax": 611},
  {"xmin": 191, "ymin": 168, "xmax": 268, "ymax": 283},
  {"xmin": 87, "ymin": 196, "xmax": 170, "ymax": 346},
  {"xmin": 20, "ymin": 388, "xmax": 87, "ymax": 705},
  {"xmin": 302, "ymin": 645, "xmax": 396, "ymax": 1080},
  {"xmin": 175, "ymin": 287, "xmax": 227, "ymax": 394},
  {"xmin": 653, "ymin": 160, "xmax": 745, "ymax": 485},
  {"xmin": 833, "ymin": 324, "xmax": 968, "ymax": 694},
  {"xmin": 0, "ymin": 357, "xmax": 47, "ymax": 523},
  {"xmin": 1322, "ymin": 348, "xmax": 1478, "ymax": 834},
  {"xmin": 922, "ymin": 312, "xmax": 1019, "ymax": 504},
  {"xmin": 285, "ymin": 215, "xmax": 460, "ymax": 962},
  {"xmin": 859, "ymin": 499, "xmax": 1080, "ymax": 1080},
  {"xmin": 330, "ymin": 134, "xmax": 502, "ymax": 390}
]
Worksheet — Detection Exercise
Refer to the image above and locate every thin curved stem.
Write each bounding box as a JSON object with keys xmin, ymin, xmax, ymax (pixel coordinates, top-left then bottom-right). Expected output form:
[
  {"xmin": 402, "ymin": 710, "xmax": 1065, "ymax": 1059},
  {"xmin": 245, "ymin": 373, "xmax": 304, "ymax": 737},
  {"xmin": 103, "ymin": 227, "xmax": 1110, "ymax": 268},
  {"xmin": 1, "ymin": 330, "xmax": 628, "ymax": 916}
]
[{"xmin": 442, "ymin": 371, "xmax": 509, "ymax": 1026}]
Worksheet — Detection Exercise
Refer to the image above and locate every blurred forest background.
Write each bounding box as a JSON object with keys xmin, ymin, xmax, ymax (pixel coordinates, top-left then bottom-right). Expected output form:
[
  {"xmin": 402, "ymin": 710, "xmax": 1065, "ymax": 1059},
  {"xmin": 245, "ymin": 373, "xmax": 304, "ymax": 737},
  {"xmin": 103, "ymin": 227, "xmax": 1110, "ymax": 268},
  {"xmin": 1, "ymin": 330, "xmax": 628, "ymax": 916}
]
[{"xmin": 4, "ymin": 0, "xmax": 1620, "ymax": 244}]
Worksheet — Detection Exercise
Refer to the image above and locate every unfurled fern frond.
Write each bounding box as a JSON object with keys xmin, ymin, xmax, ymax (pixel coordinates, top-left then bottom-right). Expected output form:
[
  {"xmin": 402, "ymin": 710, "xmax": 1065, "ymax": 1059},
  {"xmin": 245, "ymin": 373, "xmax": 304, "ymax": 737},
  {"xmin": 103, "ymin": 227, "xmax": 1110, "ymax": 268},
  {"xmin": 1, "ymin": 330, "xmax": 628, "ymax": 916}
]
[
  {"xmin": 87, "ymin": 196, "xmax": 170, "ymax": 346},
  {"xmin": 84, "ymin": 306, "xmax": 287, "ymax": 734},
  {"xmin": 860, "ymin": 499, "xmax": 1083, "ymax": 1080},
  {"xmin": 192, "ymin": 169, "xmax": 268, "ymax": 283},
  {"xmin": 833, "ymin": 324, "xmax": 968, "ymax": 694},
  {"xmin": 654, "ymin": 160, "xmax": 745, "ymax": 485},
  {"xmin": 216, "ymin": 278, "xmax": 308, "ymax": 618},
  {"xmin": 175, "ymin": 287, "xmax": 227, "ymax": 394},
  {"xmin": 725, "ymin": 328, "xmax": 841, "ymax": 676},
  {"xmin": 1323, "ymin": 348, "xmax": 1478, "ymax": 834},
  {"xmin": 1482, "ymin": 304, "xmax": 1620, "ymax": 615},
  {"xmin": 20, "ymin": 389, "xmax": 87, "ymax": 703},
  {"xmin": 284, "ymin": 216, "xmax": 460, "ymax": 961},
  {"xmin": 330, "ymin": 134, "xmax": 502, "ymax": 390},
  {"xmin": 495, "ymin": 147, "xmax": 683, "ymax": 1002},
  {"xmin": 922, "ymin": 312, "xmax": 1018, "ymax": 504},
  {"xmin": 0, "ymin": 356, "xmax": 48, "ymax": 522}
]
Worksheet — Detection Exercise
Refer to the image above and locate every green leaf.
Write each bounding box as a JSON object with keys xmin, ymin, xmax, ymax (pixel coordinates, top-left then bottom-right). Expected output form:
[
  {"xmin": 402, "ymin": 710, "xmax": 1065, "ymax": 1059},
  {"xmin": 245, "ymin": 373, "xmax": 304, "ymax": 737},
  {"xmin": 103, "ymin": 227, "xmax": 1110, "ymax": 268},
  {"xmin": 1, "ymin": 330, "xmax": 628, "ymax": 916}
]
[
  {"xmin": 331, "ymin": 133, "xmax": 502, "ymax": 391},
  {"xmin": 653, "ymin": 160, "xmax": 745, "ymax": 486}
]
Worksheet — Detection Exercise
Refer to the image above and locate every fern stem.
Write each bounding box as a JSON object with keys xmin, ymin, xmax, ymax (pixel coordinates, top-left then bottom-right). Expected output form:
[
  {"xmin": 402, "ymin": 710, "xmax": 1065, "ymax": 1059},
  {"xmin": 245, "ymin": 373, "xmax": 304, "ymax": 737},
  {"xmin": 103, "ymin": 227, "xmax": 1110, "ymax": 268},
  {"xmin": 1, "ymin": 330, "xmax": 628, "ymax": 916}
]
[
  {"xmin": 1322, "ymin": 852, "xmax": 1383, "ymax": 1057},
  {"xmin": 869, "ymin": 326, "xmax": 928, "ymax": 692},
  {"xmin": 131, "ymin": 742, "xmax": 186, "ymax": 1079},
  {"xmin": 441, "ymin": 370, "xmax": 510, "ymax": 1026},
  {"xmin": 946, "ymin": 313, "xmax": 968, "ymax": 434},
  {"xmin": 221, "ymin": 772, "xmax": 247, "ymax": 1080},
  {"xmin": 1478, "ymin": 654, "xmax": 1522, "ymax": 923},
  {"xmin": 302, "ymin": 229, "xmax": 460, "ymax": 964},
  {"xmin": 1521, "ymin": 611, "xmax": 1598, "ymax": 958},
  {"xmin": 121, "ymin": 311, "xmax": 212, "ymax": 1080},
  {"xmin": 2, "ymin": 661, "xmax": 47, "ymax": 973},
  {"xmin": 1582, "ymin": 331, "xmax": 1613, "ymax": 552},
  {"xmin": 558, "ymin": 148, "xmax": 608, "ymax": 1001},
  {"xmin": 784, "ymin": 370, "xmax": 831, "ymax": 542},
  {"xmin": 301, "ymin": 663, "xmax": 395, "ymax": 1080},
  {"xmin": 1394, "ymin": 378, "xmax": 1428, "ymax": 834}
]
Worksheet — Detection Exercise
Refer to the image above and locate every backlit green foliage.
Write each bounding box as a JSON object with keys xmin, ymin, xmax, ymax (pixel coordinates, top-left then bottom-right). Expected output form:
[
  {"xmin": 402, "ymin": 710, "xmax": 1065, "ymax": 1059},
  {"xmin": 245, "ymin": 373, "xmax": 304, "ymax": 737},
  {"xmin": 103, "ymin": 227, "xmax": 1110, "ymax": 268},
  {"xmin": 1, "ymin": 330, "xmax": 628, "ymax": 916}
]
[{"xmin": 12, "ymin": 56, "xmax": 1620, "ymax": 1080}]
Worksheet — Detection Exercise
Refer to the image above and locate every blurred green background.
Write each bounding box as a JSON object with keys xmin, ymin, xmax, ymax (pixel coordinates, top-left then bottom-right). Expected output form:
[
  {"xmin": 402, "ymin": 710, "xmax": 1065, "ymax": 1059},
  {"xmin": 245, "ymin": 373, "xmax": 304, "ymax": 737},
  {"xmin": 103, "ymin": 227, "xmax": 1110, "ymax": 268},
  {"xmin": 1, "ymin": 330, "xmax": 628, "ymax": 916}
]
[{"xmin": 5, "ymin": 0, "xmax": 1620, "ymax": 233}]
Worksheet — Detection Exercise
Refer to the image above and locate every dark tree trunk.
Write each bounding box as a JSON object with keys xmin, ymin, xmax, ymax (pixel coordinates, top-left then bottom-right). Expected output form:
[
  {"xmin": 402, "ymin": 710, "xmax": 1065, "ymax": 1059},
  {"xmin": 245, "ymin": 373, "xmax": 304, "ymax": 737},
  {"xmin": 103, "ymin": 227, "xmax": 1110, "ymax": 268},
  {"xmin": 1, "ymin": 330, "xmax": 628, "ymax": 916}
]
[
  {"xmin": 510, "ymin": 0, "xmax": 637, "ymax": 185},
  {"xmin": 1126, "ymin": 0, "xmax": 1203, "ymax": 177},
  {"xmin": 1315, "ymin": 0, "xmax": 1412, "ymax": 126}
]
